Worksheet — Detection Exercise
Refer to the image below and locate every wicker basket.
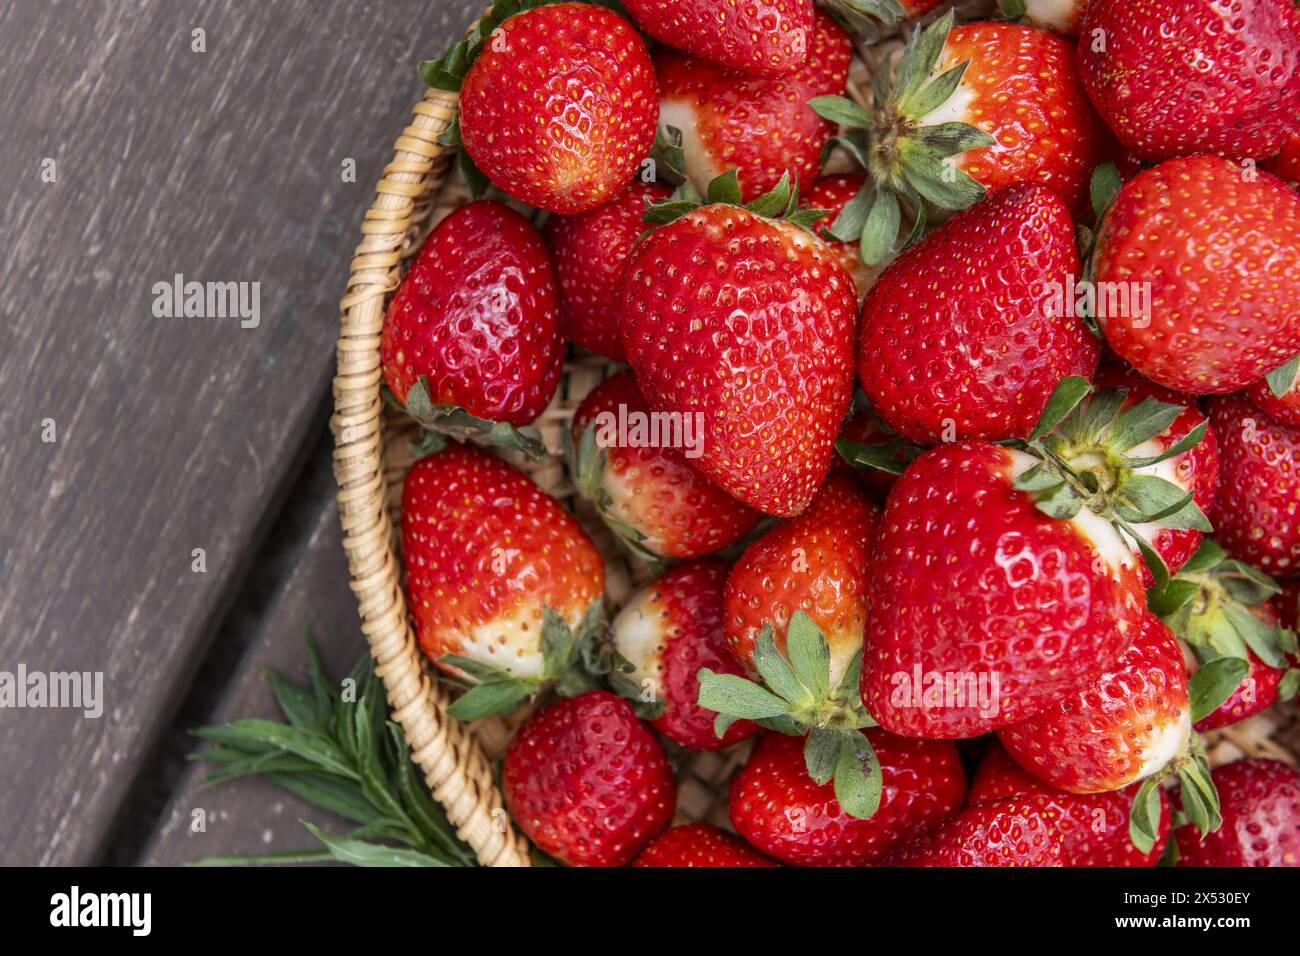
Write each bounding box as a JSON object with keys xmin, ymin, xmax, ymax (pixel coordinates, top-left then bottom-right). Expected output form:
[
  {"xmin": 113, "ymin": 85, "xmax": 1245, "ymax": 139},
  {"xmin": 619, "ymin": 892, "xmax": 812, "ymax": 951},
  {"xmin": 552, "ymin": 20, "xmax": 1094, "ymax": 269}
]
[{"xmin": 331, "ymin": 7, "xmax": 1300, "ymax": 868}]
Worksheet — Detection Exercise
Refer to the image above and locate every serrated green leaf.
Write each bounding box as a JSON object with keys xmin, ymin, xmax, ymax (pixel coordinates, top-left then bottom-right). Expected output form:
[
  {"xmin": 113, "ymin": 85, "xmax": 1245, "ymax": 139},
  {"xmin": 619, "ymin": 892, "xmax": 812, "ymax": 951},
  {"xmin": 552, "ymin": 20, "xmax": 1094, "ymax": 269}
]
[
  {"xmin": 804, "ymin": 728, "xmax": 841, "ymax": 785},
  {"xmin": 446, "ymin": 679, "xmax": 533, "ymax": 721},
  {"xmin": 809, "ymin": 95, "xmax": 872, "ymax": 129},
  {"xmin": 1090, "ymin": 162, "xmax": 1123, "ymax": 222},
  {"xmin": 696, "ymin": 668, "xmax": 792, "ymax": 720},
  {"xmin": 1029, "ymin": 376, "xmax": 1093, "ymax": 442},
  {"xmin": 1189, "ymin": 657, "xmax": 1250, "ymax": 721},
  {"xmin": 752, "ymin": 626, "xmax": 812, "ymax": 707},
  {"xmin": 833, "ymin": 733, "xmax": 882, "ymax": 819},
  {"xmin": 1108, "ymin": 397, "xmax": 1187, "ymax": 453},
  {"xmin": 707, "ymin": 169, "xmax": 743, "ymax": 206},
  {"xmin": 786, "ymin": 611, "xmax": 831, "ymax": 703},
  {"xmin": 1128, "ymin": 776, "xmax": 1163, "ymax": 855}
]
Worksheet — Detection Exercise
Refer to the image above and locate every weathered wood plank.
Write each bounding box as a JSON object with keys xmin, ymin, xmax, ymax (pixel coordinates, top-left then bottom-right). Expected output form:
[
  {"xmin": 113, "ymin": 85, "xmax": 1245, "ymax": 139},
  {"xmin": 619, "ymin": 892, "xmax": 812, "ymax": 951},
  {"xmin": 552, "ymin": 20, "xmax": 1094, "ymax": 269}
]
[
  {"xmin": 138, "ymin": 447, "xmax": 364, "ymax": 867},
  {"xmin": 0, "ymin": 0, "xmax": 483, "ymax": 864}
]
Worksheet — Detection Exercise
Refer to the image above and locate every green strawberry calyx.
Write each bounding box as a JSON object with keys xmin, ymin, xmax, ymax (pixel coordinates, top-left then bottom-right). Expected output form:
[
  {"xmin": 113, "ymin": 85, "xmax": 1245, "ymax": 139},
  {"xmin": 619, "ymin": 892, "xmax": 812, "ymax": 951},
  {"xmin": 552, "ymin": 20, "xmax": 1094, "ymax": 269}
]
[
  {"xmin": 1129, "ymin": 732, "xmax": 1221, "ymax": 855},
  {"xmin": 696, "ymin": 611, "xmax": 883, "ymax": 819},
  {"xmin": 642, "ymin": 169, "xmax": 830, "ymax": 235},
  {"xmin": 390, "ymin": 377, "xmax": 549, "ymax": 461},
  {"xmin": 821, "ymin": 0, "xmax": 905, "ymax": 32},
  {"xmin": 1151, "ymin": 539, "xmax": 1300, "ymax": 706},
  {"xmin": 1003, "ymin": 376, "xmax": 1213, "ymax": 590},
  {"xmin": 835, "ymin": 392, "xmax": 923, "ymax": 476},
  {"xmin": 808, "ymin": 10, "xmax": 994, "ymax": 265},
  {"xmin": 441, "ymin": 602, "xmax": 605, "ymax": 720}
]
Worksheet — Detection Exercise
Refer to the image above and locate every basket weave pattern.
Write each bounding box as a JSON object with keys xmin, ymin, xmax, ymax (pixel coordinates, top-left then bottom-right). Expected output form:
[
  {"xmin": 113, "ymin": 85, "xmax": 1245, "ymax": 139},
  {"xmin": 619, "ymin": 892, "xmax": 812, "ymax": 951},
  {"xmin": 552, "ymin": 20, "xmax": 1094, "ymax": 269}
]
[{"xmin": 333, "ymin": 18, "xmax": 1300, "ymax": 868}]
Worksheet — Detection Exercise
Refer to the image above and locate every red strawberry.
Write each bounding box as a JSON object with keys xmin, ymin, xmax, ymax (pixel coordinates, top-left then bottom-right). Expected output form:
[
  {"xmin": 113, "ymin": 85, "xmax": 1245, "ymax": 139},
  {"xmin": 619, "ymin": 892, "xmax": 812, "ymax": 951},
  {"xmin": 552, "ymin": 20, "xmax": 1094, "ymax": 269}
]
[
  {"xmin": 862, "ymin": 440, "xmax": 1147, "ymax": 738},
  {"xmin": 1175, "ymin": 758, "xmax": 1300, "ymax": 867},
  {"xmin": 997, "ymin": 612, "xmax": 1192, "ymax": 794},
  {"xmin": 969, "ymin": 741, "xmax": 1171, "ymax": 867},
  {"xmin": 620, "ymin": 184, "xmax": 859, "ymax": 517},
  {"xmin": 805, "ymin": 174, "xmax": 884, "ymax": 300},
  {"xmin": 1264, "ymin": 128, "xmax": 1300, "ymax": 188},
  {"xmin": 632, "ymin": 823, "xmax": 779, "ymax": 867},
  {"xmin": 502, "ymin": 691, "xmax": 676, "ymax": 866},
  {"xmin": 544, "ymin": 181, "xmax": 672, "ymax": 361},
  {"xmin": 623, "ymin": 0, "xmax": 813, "ymax": 76},
  {"xmin": 381, "ymin": 201, "xmax": 561, "ymax": 427},
  {"xmin": 883, "ymin": 800, "xmax": 1064, "ymax": 867},
  {"xmin": 1092, "ymin": 363, "xmax": 1219, "ymax": 585},
  {"xmin": 728, "ymin": 730, "xmax": 965, "ymax": 867},
  {"xmin": 401, "ymin": 444, "xmax": 605, "ymax": 717},
  {"xmin": 724, "ymin": 475, "xmax": 878, "ymax": 694},
  {"xmin": 858, "ymin": 184, "xmax": 1098, "ymax": 446},
  {"xmin": 608, "ymin": 559, "xmax": 761, "ymax": 750},
  {"xmin": 1206, "ymin": 394, "xmax": 1300, "ymax": 576},
  {"xmin": 571, "ymin": 372, "xmax": 761, "ymax": 562},
  {"xmin": 811, "ymin": 15, "xmax": 1109, "ymax": 261},
  {"xmin": 655, "ymin": 10, "xmax": 851, "ymax": 201},
  {"xmin": 1077, "ymin": 0, "xmax": 1300, "ymax": 163},
  {"xmin": 1153, "ymin": 538, "xmax": 1299, "ymax": 731},
  {"xmin": 447, "ymin": 3, "xmax": 658, "ymax": 214},
  {"xmin": 1092, "ymin": 157, "xmax": 1300, "ymax": 395},
  {"xmin": 1245, "ymin": 362, "xmax": 1300, "ymax": 428}
]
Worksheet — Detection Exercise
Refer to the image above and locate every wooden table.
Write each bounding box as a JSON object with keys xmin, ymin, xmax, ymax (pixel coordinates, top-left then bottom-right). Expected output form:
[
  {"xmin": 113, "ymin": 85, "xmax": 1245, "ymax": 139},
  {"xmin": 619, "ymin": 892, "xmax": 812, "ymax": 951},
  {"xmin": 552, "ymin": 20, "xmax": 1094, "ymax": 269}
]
[{"xmin": 0, "ymin": 0, "xmax": 485, "ymax": 866}]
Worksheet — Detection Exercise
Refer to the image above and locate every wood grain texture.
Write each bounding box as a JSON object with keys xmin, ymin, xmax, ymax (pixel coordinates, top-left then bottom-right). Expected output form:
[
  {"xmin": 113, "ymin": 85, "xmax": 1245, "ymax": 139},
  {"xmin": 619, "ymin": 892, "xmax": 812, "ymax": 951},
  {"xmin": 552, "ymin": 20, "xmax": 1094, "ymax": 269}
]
[
  {"xmin": 0, "ymin": 0, "xmax": 483, "ymax": 865},
  {"xmin": 139, "ymin": 473, "xmax": 361, "ymax": 867}
]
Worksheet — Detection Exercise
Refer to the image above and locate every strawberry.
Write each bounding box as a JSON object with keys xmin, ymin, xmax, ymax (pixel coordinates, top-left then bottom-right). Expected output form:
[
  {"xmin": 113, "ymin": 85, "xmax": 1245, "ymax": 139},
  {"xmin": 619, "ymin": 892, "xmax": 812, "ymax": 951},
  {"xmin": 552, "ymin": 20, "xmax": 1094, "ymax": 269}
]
[
  {"xmin": 699, "ymin": 478, "xmax": 880, "ymax": 799},
  {"xmin": 996, "ymin": 611, "xmax": 1221, "ymax": 853},
  {"xmin": 570, "ymin": 372, "xmax": 761, "ymax": 563},
  {"xmin": 1175, "ymin": 759, "xmax": 1300, "ymax": 867},
  {"xmin": 502, "ymin": 690, "xmax": 676, "ymax": 866},
  {"xmin": 804, "ymin": 174, "xmax": 884, "ymax": 300},
  {"xmin": 620, "ymin": 175, "xmax": 858, "ymax": 517},
  {"xmin": 883, "ymin": 800, "xmax": 1064, "ymax": 867},
  {"xmin": 861, "ymin": 375, "xmax": 1216, "ymax": 738},
  {"xmin": 1091, "ymin": 363, "xmax": 1219, "ymax": 585},
  {"xmin": 1245, "ymin": 358, "xmax": 1300, "ymax": 428},
  {"xmin": 622, "ymin": 0, "xmax": 813, "ymax": 76},
  {"xmin": 1205, "ymin": 394, "xmax": 1300, "ymax": 576},
  {"xmin": 1090, "ymin": 157, "xmax": 1300, "ymax": 395},
  {"xmin": 810, "ymin": 14, "xmax": 1108, "ymax": 262},
  {"xmin": 422, "ymin": 3, "xmax": 658, "ymax": 214},
  {"xmin": 401, "ymin": 444, "xmax": 606, "ymax": 719},
  {"xmin": 1150, "ymin": 539, "xmax": 1300, "ymax": 731},
  {"xmin": 723, "ymin": 475, "xmax": 878, "ymax": 692},
  {"xmin": 608, "ymin": 559, "xmax": 761, "ymax": 750},
  {"xmin": 654, "ymin": 10, "xmax": 852, "ymax": 201},
  {"xmin": 632, "ymin": 823, "xmax": 779, "ymax": 867},
  {"xmin": 996, "ymin": 612, "xmax": 1192, "ymax": 794},
  {"xmin": 728, "ymin": 730, "xmax": 965, "ymax": 866},
  {"xmin": 1264, "ymin": 128, "xmax": 1300, "ymax": 188},
  {"xmin": 381, "ymin": 201, "xmax": 561, "ymax": 449},
  {"xmin": 544, "ymin": 181, "xmax": 672, "ymax": 361},
  {"xmin": 1077, "ymin": 0, "xmax": 1300, "ymax": 163},
  {"xmin": 857, "ymin": 184, "xmax": 1098, "ymax": 446},
  {"xmin": 969, "ymin": 741, "xmax": 1171, "ymax": 867}
]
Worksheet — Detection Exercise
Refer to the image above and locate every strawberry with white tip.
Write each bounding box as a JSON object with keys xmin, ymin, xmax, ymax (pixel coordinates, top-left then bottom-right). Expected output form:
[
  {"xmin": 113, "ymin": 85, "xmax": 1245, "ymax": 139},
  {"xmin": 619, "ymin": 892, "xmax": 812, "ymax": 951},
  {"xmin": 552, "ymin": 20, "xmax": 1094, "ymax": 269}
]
[
  {"xmin": 996, "ymin": 612, "xmax": 1221, "ymax": 854},
  {"xmin": 861, "ymin": 376, "xmax": 1215, "ymax": 739},
  {"xmin": 608, "ymin": 559, "xmax": 761, "ymax": 751}
]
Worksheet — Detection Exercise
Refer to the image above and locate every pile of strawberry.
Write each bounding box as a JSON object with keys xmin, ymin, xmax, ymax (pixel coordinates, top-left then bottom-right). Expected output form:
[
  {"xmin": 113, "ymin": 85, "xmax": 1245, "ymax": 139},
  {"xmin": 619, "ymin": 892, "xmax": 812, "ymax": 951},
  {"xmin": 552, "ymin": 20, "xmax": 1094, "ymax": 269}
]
[{"xmin": 383, "ymin": 0, "xmax": 1300, "ymax": 866}]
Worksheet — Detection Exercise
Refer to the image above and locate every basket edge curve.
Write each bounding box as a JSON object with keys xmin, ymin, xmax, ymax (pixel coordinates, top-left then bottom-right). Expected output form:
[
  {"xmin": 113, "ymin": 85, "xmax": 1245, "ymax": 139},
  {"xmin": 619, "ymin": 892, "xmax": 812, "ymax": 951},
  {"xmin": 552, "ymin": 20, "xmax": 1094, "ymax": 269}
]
[{"xmin": 331, "ymin": 79, "xmax": 532, "ymax": 867}]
